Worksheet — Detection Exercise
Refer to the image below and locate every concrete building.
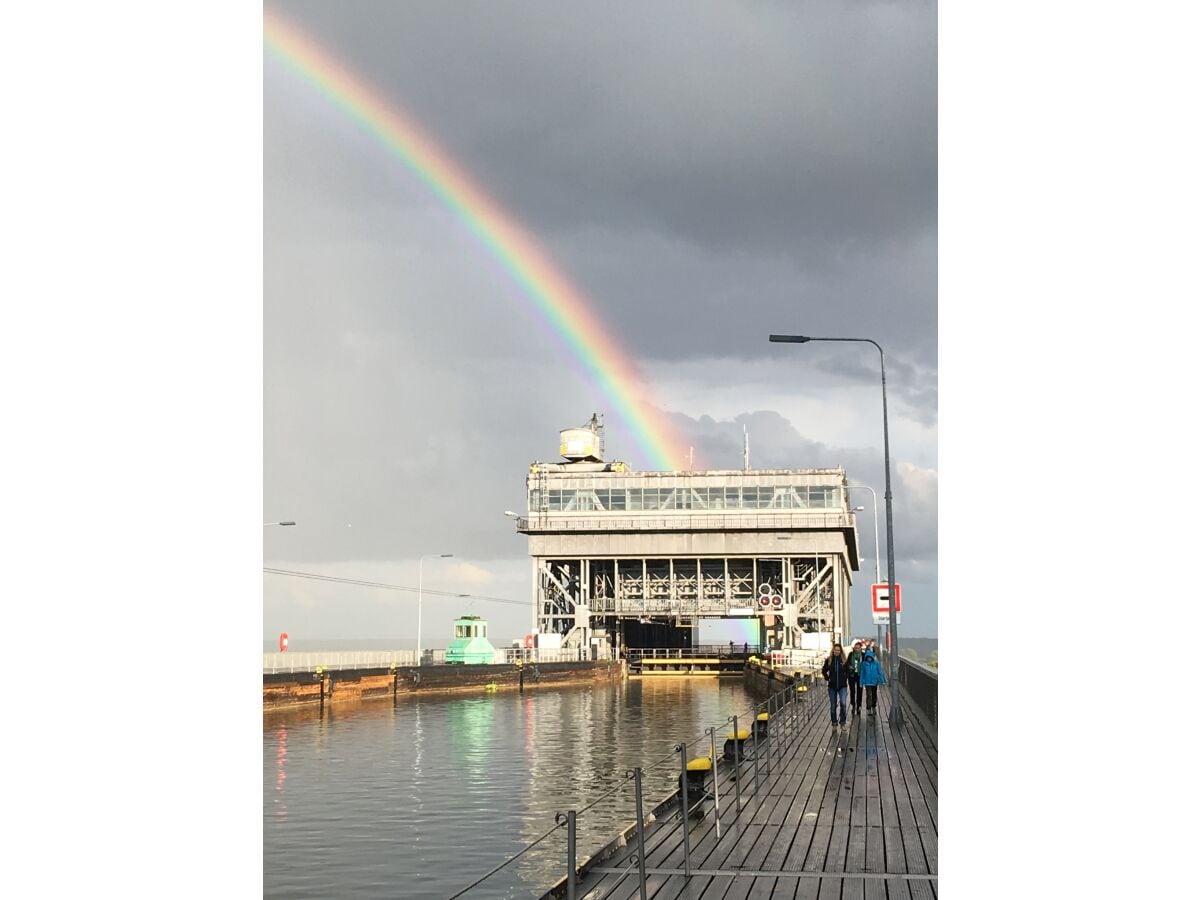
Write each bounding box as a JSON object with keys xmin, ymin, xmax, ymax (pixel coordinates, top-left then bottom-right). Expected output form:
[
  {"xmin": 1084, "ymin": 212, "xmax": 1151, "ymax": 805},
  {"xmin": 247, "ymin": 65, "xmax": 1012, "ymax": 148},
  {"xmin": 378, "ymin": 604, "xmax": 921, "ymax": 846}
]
[{"xmin": 512, "ymin": 419, "xmax": 862, "ymax": 655}]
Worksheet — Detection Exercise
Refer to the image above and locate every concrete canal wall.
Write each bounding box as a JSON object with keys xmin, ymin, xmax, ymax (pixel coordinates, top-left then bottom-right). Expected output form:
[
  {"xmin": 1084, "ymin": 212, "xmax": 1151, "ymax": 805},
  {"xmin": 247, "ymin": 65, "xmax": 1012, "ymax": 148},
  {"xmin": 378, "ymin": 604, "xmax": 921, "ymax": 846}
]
[
  {"xmin": 742, "ymin": 658, "xmax": 815, "ymax": 693},
  {"xmin": 263, "ymin": 660, "xmax": 623, "ymax": 711}
]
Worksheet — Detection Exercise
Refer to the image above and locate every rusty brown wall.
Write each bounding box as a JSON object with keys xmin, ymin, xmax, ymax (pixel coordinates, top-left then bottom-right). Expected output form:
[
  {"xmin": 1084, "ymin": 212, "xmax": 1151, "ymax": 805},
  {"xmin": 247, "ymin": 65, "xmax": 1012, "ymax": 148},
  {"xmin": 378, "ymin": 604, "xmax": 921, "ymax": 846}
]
[{"xmin": 263, "ymin": 661, "xmax": 623, "ymax": 712}]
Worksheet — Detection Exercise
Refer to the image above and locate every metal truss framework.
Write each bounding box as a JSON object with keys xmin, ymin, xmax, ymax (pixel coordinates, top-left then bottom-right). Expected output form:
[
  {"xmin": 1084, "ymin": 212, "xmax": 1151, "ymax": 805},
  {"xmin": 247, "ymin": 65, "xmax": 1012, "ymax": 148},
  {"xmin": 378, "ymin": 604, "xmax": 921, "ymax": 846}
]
[{"xmin": 538, "ymin": 554, "xmax": 844, "ymax": 651}]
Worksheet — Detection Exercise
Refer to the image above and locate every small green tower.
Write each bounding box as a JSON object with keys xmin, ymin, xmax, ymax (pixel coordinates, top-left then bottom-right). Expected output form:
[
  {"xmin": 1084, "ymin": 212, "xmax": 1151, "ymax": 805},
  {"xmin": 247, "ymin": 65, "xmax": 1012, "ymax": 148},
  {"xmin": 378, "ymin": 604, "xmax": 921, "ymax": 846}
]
[{"xmin": 445, "ymin": 615, "xmax": 497, "ymax": 664}]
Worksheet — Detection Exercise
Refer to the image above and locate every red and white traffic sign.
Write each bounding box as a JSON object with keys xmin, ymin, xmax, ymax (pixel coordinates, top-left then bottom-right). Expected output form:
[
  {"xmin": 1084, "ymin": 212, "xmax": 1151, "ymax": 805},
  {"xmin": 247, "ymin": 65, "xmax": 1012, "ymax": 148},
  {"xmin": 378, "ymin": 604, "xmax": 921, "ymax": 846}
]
[
  {"xmin": 871, "ymin": 583, "xmax": 902, "ymax": 613},
  {"xmin": 871, "ymin": 583, "xmax": 902, "ymax": 626}
]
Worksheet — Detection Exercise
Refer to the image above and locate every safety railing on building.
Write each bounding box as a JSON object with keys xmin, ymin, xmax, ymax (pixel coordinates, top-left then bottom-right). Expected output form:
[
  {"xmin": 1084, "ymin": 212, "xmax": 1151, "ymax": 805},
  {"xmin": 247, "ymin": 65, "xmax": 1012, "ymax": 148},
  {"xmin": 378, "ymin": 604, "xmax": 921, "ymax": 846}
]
[
  {"xmin": 625, "ymin": 645, "xmax": 759, "ymax": 660},
  {"xmin": 492, "ymin": 647, "xmax": 604, "ymax": 665},
  {"xmin": 515, "ymin": 512, "xmax": 855, "ymax": 532},
  {"xmin": 449, "ymin": 675, "xmax": 823, "ymax": 899}
]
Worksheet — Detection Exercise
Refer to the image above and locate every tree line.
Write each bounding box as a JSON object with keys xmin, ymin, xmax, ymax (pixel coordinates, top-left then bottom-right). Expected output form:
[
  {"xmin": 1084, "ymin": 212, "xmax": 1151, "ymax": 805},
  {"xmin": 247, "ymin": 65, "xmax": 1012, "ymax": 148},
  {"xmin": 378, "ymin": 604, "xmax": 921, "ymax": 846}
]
[{"xmin": 900, "ymin": 647, "xmax": 937, "ymax": 669}]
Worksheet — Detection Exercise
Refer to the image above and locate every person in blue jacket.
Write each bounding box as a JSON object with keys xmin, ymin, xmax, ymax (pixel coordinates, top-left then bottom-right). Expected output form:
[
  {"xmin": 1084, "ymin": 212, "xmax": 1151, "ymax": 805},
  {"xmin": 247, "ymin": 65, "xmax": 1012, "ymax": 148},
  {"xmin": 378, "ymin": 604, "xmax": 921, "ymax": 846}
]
[
  {"xmin": 858, "ymin": 649, "xmax": 887, "ymax": 715},
  {"xmin": 821, "ymin": 643, "xmax": 851, "ymax": 727}
]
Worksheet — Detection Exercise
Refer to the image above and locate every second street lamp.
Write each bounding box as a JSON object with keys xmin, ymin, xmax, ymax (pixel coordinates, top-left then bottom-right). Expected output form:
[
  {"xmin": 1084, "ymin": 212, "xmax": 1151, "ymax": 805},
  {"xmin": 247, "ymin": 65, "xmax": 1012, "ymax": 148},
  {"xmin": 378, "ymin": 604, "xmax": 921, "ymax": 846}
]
[
  {"xmin": 846, "ymin": 488, "xmax": 881, "ymax": 585},
  {"xmin": 769, "ymin": 333, "xmax": 903, "ymax": 727},
  {"xmin": 848, "ymin": 484, "xmax": 882, "ymax": 648},
  {"xmin": 418, "ymin": 554, "xmax": 454, "ymax": 666}
]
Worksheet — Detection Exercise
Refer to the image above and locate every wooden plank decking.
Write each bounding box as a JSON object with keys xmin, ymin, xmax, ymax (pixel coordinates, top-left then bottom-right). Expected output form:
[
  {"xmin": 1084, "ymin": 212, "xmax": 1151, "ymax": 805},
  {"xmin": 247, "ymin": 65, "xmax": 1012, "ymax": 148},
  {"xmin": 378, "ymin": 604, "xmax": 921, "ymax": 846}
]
[{"xmin": 572, "ymin": 683, "xmax": 937, "ymax": 900}]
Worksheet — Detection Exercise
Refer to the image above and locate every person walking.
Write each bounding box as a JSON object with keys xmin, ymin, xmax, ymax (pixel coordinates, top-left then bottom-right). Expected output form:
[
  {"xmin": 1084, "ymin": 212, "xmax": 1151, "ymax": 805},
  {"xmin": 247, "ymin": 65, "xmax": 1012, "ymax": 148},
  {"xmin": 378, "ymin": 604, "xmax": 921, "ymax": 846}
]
[
  {"xmin": 821, "ymin": 643, "xmax": 851, "ymax": 727},
  {"xmin": 859, "ymin": 648, "xmax": 887, "ymax": 716},
  {"xmin": 846, "ymin": 640, "xmax": 864, "ymax": 716}
]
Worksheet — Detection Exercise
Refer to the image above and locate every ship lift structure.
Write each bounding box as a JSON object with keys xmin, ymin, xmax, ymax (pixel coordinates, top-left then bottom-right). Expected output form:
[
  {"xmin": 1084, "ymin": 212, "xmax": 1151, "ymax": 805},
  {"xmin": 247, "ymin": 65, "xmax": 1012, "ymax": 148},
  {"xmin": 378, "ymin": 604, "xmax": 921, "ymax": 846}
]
[{"xmin": 511, "ymin": 416, "xmax": 861, "ymax": 658}]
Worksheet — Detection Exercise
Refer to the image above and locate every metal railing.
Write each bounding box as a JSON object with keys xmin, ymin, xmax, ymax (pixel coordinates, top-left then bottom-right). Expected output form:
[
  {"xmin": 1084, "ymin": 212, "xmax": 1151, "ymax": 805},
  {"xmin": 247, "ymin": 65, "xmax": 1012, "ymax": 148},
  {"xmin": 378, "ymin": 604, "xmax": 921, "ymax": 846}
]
[
  {"xmin": 515, "ymin": 512, "xmax": 855, "ymax": 532},
  {"xmin": 450, "ymin": 675, "xmax": 823, "ymax": 898},
  {"xmin": 625, "ymin": 645, "xmax": 758, "ymax": 660},
  {"xmin": 764, "ymin": 647, "xmax": 826, "ymax": 672},
  {"xmin": 263, "ymin": 647, "xmax": 610, "ymax": 674},
  {"xmin": 896, "ymin": 655, "xmax": 938, "ymax": 731},
  {"xmin": 262, "ymin": 650, "xmax": 418, "ymax": 674},
  {"xmin": 492, "ymin": 647, "xmax": 603, "ymax": 665}
]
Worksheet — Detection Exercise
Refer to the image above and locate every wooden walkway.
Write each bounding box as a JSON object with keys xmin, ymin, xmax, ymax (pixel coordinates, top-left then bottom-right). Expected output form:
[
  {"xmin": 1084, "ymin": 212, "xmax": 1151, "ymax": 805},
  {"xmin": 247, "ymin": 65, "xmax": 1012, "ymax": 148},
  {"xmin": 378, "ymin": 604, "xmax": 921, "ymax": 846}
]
[{"xmin": 573, "ymin": 684, "xmax": 937, "ymax": 900}]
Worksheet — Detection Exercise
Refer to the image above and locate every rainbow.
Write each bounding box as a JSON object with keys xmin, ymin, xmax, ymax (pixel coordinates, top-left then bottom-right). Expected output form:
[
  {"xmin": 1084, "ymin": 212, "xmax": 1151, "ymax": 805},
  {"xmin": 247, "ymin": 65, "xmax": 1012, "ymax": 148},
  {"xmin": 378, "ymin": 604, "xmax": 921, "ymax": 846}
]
[{"xmin": 264, "ymin": 8, "xmax": 694, "ymax": 471}]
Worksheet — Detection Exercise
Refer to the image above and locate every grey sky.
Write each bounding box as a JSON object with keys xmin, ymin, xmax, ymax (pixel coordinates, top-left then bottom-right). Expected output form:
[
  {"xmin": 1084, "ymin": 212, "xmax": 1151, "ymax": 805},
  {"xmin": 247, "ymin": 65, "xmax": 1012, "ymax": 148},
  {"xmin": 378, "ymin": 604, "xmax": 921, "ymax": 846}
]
[{"xmin": 264, "ymin": 0, "xmax": 937, "ymax": 643}]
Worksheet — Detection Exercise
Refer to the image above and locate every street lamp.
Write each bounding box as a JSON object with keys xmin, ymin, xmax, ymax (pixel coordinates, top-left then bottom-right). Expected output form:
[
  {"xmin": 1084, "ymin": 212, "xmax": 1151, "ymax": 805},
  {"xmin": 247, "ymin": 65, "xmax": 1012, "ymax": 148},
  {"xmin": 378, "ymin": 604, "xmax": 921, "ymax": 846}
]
[
  {"xmin": 418, "ymin": 554, "xmax": 454, "ymax": 666},
  {"xmin": 263, "ymin": 521, "xmax": 296, "ymax": 527},
  {"xmin": 848, "ymin": 485, "xmax": 882, "ymax": 648},
  {"xmin": 849, "ymin": 504, "xmax": 878, "ymax": 643},
  {"xmin": 769, "ymin": 333, "xmax": 902, "ymax": 726}
]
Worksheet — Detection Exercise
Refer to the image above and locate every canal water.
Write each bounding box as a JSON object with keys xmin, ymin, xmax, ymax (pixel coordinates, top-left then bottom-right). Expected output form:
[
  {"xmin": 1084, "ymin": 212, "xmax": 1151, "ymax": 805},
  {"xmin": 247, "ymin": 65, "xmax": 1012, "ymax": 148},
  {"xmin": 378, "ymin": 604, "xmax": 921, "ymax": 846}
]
[{"xmin": 264, "ymin": 676, "xmax": 763, "ymax": 898}]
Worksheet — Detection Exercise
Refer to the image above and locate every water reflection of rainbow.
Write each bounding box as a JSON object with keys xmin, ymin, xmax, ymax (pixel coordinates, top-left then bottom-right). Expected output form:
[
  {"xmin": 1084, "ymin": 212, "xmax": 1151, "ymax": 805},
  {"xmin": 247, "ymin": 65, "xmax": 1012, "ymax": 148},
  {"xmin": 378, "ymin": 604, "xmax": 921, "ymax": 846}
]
[{"xmin": 264, "ymin": 8, "xmax": 693, "ymax": 471}]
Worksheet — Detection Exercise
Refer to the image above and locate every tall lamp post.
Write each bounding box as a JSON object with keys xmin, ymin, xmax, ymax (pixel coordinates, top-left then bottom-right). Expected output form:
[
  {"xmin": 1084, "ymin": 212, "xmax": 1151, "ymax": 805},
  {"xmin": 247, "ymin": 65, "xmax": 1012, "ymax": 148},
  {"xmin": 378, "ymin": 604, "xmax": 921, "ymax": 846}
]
[
  {"xmin": 418, "ymin": 553, "xmax": 454, "ymax": 666},
  {"xmin": 769, "ymin": 334, "xmax": 902, "ymax": 726},
  {"xmin": 848, "ymin": 485, "xmax": 882, "ymax": 647}
]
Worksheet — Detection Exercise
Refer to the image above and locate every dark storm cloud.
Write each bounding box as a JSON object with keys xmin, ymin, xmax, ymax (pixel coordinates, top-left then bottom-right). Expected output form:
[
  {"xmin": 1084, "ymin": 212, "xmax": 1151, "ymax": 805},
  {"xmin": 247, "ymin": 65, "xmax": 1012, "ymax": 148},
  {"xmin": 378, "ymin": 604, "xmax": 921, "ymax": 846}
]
[
  {"xmin": 274, "ymin": 1, "xmax": 934, "ymax": 242},
  {"xmin": 266, "ymin": 0, "xmax": 936, "ymax": 370},
  {"xmin": 807, "ymin": 345, "xmax": 938, "ymax": 427}
]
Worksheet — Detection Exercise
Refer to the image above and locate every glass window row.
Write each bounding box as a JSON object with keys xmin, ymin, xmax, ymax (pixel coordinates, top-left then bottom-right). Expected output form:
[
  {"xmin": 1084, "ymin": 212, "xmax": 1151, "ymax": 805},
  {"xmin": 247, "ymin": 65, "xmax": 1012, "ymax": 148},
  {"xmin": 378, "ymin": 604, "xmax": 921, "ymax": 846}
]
[{"xmin": 529, "ymin": 485, "xmax": 840, "ymax": 513}]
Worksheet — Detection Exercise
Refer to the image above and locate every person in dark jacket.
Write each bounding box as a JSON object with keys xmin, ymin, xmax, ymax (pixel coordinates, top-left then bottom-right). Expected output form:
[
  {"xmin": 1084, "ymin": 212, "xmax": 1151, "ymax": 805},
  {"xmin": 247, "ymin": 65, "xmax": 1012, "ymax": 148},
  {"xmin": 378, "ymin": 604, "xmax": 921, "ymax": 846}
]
[
  {"xmin": 821, "ymin": 643, "xmax": 851, "ymax": 727},
  {"xmin": 846, "ymin": 641, "xmax": 864, "ymax": 716},
  {"xmin": 858, "ymin": 649, "xmax": 887, "ymax": 715}
]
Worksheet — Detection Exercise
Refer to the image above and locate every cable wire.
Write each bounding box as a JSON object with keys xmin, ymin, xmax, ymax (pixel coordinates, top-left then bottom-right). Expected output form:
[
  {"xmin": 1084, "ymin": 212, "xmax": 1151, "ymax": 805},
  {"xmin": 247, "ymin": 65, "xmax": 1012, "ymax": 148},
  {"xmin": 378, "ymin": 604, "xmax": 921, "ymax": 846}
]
[
  {"xmin": 263, "ymin": 567, "xmax": 529, "ymax": 607},
  {"xmin": 446, "ymin": 819, "xmax": 564, "ymax": 899}
]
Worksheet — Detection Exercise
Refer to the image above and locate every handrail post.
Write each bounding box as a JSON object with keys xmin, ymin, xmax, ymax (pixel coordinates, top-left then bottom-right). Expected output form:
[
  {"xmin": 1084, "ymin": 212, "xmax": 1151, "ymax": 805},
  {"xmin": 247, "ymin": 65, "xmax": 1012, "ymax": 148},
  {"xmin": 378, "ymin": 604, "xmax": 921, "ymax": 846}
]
[
  {"xmin": 566, "ymin": 810, "xmax": 577, "ymax": 900},
  {"xmin": 762, "ymin": 694, "xmax": 772, "ymax": 779},
  {"xmin": 789, "ymin": 685, "xmax": 795, "ymax": 747},
  {"xmin": 730, "ymin": 715, "xmax": 742, "ymax": 817},
  {"xmin": 631, "ymin": 768, "xmax": 649, "ymax": 900},
  {"xmin": 772, "ymin": 696, "xmax": 782, "ymax": 763},
  {"xmin": 676, "ymin": 742, "xmax": 692, "ymax": 876},
  {"xmin": 707, "ymin": 727, "xmax": 721, "ymax": 840},
  {"xmin": 777, "ymin": 686, "xmax": 787, "ymax": 758},
  {"xmin": 777, "ymin": 689, "xmax": 784, "ymax": 755},
  {"xmin": 787, "ymin": 681, "xmax": 796, "ymax": 748},
  {"xmin": 751, "ymin": 705, "xmax": 761, "ymax": 791},
  {"xmin": 776, "ymin": 690, "xmax": 785, "ymax": 766},
  {"xmin": 780, "ymin": 687, "xmax": 789, "ymax": 752}
]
